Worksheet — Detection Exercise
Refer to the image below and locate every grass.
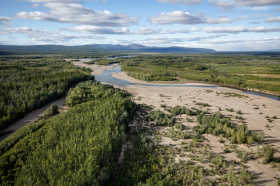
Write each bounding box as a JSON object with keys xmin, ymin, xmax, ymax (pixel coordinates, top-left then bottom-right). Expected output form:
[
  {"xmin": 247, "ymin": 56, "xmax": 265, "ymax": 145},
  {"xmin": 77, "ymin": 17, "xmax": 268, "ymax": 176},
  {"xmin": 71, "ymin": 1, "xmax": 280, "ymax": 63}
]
[
  {"xmin": 195, "ymin": 102, "xmax": 210, "ymax": 107},
  {"xmin": 226, "ymin": 108, "xmax": 234, "ymax": 112},
  {"xmin": 216, "ymin": 91, "xmax": 249, "ymax": 98}
]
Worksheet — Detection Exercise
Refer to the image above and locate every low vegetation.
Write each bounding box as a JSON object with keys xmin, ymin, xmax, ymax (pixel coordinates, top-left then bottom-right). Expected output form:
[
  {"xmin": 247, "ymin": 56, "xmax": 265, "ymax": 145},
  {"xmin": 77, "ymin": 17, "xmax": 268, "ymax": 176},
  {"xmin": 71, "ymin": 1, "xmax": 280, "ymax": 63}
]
[{"xmin": 120, "ymin": 55, "xmax": 280, "ymax": 95}]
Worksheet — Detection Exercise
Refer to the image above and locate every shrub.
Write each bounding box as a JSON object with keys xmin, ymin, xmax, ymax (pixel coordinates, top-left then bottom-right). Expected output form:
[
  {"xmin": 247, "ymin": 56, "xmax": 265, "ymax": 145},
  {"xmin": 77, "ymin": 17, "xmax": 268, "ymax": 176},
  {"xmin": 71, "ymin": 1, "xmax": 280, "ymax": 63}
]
[
  {"xmin": 247, "ymin": 136, "xmax": 254, "ymax": 146},
  {"xmin": 237, "ymin": 110, "xmax": 242, "ymax": 115},
  {"xmin": 150, "ymin": 110, "xmax": 175, "ymax": 126},
  {"xmin": 263, "ymin": 146, "xmax": 274, "ymax": 164},
  {"xmin": 43, "ymin": 104, "xmax": 59, "ymax": 117}
]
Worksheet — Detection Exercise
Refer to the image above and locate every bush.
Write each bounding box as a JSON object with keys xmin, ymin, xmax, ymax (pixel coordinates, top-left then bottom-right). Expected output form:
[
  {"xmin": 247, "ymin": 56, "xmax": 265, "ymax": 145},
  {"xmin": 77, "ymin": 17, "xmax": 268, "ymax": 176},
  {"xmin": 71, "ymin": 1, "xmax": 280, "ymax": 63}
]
[
  {"xmin": 263, "ymin": 146, "xmax": 274, "ymax": 164},
  {"xmin": 150, "ymin": 110, "xmax": 175, "ymax": 126},
  {"xmin": 43, "ymin": 104, "xmax": 59, "ymax": 117},
  {"xmin": 247, "ymin": 136, "xmax": 254, "ymax": 146},
  {"xmin": 237, "ymin": 110, "xmax": 242, "ymax": 115}
]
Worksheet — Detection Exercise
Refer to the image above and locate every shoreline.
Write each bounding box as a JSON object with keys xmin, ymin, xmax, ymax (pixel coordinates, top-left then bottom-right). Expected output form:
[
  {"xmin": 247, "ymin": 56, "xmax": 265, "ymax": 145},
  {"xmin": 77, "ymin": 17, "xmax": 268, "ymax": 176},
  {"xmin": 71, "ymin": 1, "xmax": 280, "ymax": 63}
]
[
  {"xmin": 73, "ymin": 61, "xmax": 280, "ymax": 185},
  {"xmin": 110, "ymin": 67, "xmax": 280, "ymax": 100},
  {"xmin": 73, "ymin": 59, "xmax": 280, "ymax": 98},
  {"xmin": 0, "ymin": 97, "xmax": 66, "ymax": 133}
]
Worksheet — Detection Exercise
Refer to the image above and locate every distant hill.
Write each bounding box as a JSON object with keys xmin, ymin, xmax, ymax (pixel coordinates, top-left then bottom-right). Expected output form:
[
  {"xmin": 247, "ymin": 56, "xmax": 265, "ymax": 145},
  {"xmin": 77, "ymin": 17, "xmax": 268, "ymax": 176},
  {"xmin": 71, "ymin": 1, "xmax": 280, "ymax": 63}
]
[
  {"xmin": 88, "ymin": 44, "xmax": 215, "ymax": 53},
  {"xmin": 267, "ymin": 49, "xmax": 280, "ymax": 52},
  {"xmin": 0, "ymin": 44, "xmax": 215, "ymax": 55}
]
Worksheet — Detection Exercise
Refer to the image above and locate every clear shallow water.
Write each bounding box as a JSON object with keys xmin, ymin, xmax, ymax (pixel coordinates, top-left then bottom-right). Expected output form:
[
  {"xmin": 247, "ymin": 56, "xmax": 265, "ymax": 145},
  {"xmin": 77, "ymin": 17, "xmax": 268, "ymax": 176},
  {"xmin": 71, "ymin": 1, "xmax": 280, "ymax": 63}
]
[
  {"xmin": 93, "ymin": 66, "xmax": 219, "ymax": 88},
  {"xmin": 93, "ymin": 65, "xmax": 280, "ymax": 102}
]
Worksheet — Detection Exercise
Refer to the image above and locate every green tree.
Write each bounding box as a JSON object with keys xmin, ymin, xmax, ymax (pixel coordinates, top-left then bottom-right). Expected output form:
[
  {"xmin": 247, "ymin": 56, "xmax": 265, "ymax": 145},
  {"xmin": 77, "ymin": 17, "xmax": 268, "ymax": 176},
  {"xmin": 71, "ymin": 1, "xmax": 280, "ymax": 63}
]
[
  {"xmin": 263, "ymin": 146, "xmax": 274, "ymax": 164},
  {"xmin": 247, "ymin": 136, "xmax": 254, "ymax": 147},
  {"xmin": 44, "ymin": 104, "xmax": 59, "ymax": 117}
]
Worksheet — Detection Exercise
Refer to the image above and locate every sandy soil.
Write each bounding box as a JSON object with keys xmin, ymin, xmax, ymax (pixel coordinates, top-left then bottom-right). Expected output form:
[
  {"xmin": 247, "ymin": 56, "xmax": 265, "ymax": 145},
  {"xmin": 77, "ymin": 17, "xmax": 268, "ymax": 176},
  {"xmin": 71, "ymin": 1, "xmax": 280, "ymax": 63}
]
[
  {"xmin": 73, "ymin": 62, "xmax": 280, "ymax": 185},
  {"xmin": 126, "ymin": 84, "xmax": 280, "ymax": 185},
  {"xmin": 72, "ymin": 60, "xmax": 118, "ymax": 75}
]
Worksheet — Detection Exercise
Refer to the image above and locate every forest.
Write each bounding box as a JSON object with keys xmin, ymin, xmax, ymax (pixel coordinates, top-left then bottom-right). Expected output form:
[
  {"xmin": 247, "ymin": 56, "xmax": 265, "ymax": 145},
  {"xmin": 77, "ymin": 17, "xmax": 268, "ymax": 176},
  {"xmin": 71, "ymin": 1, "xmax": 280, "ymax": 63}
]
[
  {"xmin": 119, "ymin": 54, "xmax": 280, "ymax": 95},
  {"xmin": 2, "ymin": 80, "xmax": 268, "ymax": 185},
  {"xmin": 0, "ymin": 53, "xmax": 279, "ymax": 185},
  {"xmin": 0, "ymin": 80, "xmax": 135, "ymax": 185},
  {"xmin": 0, "ymin": 57, "xmax": 94, "ymax": 130}
]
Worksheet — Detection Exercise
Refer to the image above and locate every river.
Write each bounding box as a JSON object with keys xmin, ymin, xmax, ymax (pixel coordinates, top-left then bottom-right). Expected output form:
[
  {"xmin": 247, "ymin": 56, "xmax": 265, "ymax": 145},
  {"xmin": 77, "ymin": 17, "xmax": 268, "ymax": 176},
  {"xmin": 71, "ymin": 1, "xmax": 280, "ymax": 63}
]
[
  {"xmin": 1, "ymin": 57, "xmax": 279, "ymax": 142},
  {"xmin": 93, "ymin": 65, "xmax": 280, "ymax": 102}
]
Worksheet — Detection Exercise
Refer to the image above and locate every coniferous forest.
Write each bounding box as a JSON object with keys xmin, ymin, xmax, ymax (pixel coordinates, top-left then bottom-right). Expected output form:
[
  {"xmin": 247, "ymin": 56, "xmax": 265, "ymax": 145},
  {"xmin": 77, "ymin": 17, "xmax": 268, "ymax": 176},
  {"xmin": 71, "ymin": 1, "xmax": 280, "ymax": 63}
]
[
  {"xmin": 0, "ymin": 57, "xmax": 94, "ymax": 129},
  {"xmin": 0, "ymin": 80, "xmax": 135, "ymax": 185}
]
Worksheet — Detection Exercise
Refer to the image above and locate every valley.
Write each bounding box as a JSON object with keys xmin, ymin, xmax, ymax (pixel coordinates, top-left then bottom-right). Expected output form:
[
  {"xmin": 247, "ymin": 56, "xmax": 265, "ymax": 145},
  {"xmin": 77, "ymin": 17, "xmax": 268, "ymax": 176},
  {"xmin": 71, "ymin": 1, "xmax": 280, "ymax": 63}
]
[{"xmin": 0, "ymin": 53, "xmax": 279, "ymax": 185}]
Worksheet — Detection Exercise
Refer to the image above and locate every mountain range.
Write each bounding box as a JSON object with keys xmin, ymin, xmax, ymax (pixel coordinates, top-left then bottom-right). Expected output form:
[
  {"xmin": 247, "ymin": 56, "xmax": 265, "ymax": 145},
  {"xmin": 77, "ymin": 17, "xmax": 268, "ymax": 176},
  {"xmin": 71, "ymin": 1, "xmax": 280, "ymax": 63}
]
[{"xmin": 0, "ymin": 44, "xmax": 215, "ymax": 55}]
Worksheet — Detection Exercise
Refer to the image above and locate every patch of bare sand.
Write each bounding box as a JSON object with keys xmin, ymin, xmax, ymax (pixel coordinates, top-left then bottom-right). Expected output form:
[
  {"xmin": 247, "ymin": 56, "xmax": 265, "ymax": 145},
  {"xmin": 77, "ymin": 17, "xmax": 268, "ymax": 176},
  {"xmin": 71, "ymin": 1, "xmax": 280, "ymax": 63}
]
[
  {"xmin": 74, "ymin": 60, "xmax": 280, "ymax": 185},
  {"xmin": 128, "ymin": 85, "xmax": 280, "ymax": 185},
  {"xmin": 72, "ymin": 61, "xmax": 118, "ymax": 75},
  {"xmin": 1, "ymin": 97, "xmax": 66, "ymax": 133}
]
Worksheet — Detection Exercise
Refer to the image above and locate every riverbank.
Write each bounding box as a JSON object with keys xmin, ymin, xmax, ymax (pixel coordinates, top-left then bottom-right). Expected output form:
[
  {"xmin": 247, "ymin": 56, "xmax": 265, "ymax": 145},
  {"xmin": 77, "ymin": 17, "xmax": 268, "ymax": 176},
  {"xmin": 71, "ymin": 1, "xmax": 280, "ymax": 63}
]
[
  {"xmin": 72, "ymin": 61, "xmax": 280, "ymax": 185},
  {"xmin": 74, "ymin": 59, "xmax": 280, "ymax": 98},
  {"xmin": 71, "ymin": 60, "xmax": 117, "ymax": 75},
  {"xmin": 112, "ymin": 69, "xmax": 280, "ymax": 97},
  {"xmin": 0, "ymin": 97, "xmax": 66, "ymax": 141}
]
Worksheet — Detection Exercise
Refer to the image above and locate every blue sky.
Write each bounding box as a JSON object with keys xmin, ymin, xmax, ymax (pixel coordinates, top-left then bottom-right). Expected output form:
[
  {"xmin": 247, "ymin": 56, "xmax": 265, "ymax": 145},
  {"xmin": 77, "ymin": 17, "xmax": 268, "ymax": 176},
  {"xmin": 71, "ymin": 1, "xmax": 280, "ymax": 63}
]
[{"xmin": 0, "ymin": 0, "xmax": 280, "ymax": 51}]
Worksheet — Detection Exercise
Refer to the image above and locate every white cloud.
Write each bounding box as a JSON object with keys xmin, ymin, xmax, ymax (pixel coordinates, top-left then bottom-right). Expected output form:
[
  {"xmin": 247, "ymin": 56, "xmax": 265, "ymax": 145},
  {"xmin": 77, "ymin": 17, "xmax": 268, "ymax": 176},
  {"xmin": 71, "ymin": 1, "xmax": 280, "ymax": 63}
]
[
  {"xmin": 150, "ymin": 11, "xmax": 203, "ymax": 25},
  {"xmin": 206, "ymin": 37, "xmax": 280, "ymax": 51},
  {"xmin": 0, "ymin": 26, "xmax": 104, "ymax": 44},
  {"xmin": 111, "ymin": 34, "xmax": 225, "ymax": 47},
  {"xmin": 15, "ymin": 3, "xmax": 137, "ymax": 27},
  {"xmin": 210, "ymin": 0, "xmax": 280, "ymax": 8},
  {"xmin": 150, "ymin": 11, "xmax": 234, "ymax": 25},
  {"xmin": 69, "ymin": 25, "xmax": 201, "ymax": 35},
  {"xmin": 206, "ymin": 17, "xmax": 233, "ymax": 24},
  {"xmin": 203, "ymin": 26, "xmax": 280, "ymax": 33},
  {"xmin": 69, "ymin": 25, "xmax": 280, "ymax": 35},
  {"xmin": 69, "ymin": 25, "xmax": 129, "ymax": 34},
  {"xmin": 32, "ymin": 4, "xmax": 40, "ymax": 8},
  {"xmin": 31, "ymin": 33, "xmax": 103, "ymax": 44},
  {"xmin": 145, "ymin": 35, "xmax": 225, "ymax": 44},
  {"xmin": 209, "ymin": 37, "xmax": 280, "ymax": 44},
  {"xmin": 235, "ymin": 0, "xmax": 280, "ymax": 7},
  {"xmin": 266, "ymin": 16, "xmax": 280, "ymax": 22},
  {"xmin": 0, "ymin": 16, "xmax": 12, "ymax": 25},
  {"xmin": 156, "ymin": 0, "xmax": 202, "ymax": 5},
  {"xmin": 208, "ymin": 0, "xmax": 235, "ymax": 9},
  {"xmin": 1, "ymin": 27, "xmax": 39, "ymax": 34}
]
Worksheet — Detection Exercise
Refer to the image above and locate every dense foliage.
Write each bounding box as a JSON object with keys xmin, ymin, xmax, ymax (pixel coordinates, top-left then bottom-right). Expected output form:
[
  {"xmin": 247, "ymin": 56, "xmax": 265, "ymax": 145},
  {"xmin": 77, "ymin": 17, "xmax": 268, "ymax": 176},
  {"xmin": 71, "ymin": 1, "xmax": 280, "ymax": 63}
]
[
  {"xmin": 120, "ymin": 55, "xmax": 280, "ymax": 95},
  {"xmin": 194, "ymin": 110, "xmax": 264, "ymax": 145},
  {"xmin": 0, "ymin": 80, "xmax": 135, "ymax": 185},
  {"xmin": 66, "ymin": 81, "xmax": 127, "ymax": 107},
  {"xmin": 150, "ymin": 110, "xmax": 175, "ymax": 126},
  {"xmin": 0, "ymin": 58, "xmax": 94, "ymax": 130},
  {"xmin": 263, "ymin": 145, "xmax": 274, "ymax": 164}
]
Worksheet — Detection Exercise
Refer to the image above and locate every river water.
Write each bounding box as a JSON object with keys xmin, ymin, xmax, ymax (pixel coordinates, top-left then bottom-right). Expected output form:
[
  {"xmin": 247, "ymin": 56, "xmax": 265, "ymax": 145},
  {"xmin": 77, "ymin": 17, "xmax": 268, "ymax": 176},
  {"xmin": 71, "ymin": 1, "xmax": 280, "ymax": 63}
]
[{"xmin": 93, "ymin": 65, "xmax": 280, "ymax": 102}]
